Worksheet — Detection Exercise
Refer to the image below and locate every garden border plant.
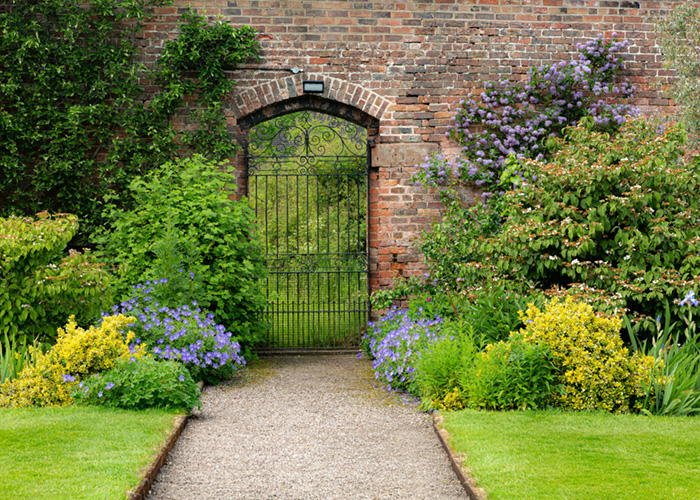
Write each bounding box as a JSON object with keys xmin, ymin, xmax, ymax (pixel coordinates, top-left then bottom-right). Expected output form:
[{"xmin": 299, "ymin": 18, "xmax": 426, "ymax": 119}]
[{"xmin": 0, "ymin": 212, "xmax": 110, "ymax": 346}]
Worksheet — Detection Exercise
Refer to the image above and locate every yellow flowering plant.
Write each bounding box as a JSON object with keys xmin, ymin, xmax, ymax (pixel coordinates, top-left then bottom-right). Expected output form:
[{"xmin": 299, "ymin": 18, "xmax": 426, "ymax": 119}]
[
  {"xmin": 0, "ymin": 314, "xmax": 147, "ymax": 408},
  {"xmin": 519, "ymin": 297, "xmax": 654, "ymax": 412}
]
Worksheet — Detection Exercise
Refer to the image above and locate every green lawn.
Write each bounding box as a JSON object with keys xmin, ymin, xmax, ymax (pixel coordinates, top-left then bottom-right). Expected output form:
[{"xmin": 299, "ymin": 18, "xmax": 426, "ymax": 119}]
[
  {"xmin": 0, "ymin": 406, "xmax": 181, "ymax": 500},
  {"xmin": 441, "ymin": 410, "xmax": 700, "ymax": 500}
]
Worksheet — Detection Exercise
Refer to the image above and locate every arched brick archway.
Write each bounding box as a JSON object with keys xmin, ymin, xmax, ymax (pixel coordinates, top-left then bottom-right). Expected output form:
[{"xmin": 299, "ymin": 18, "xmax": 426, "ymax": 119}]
[
  {"xmin": 230, "ymin": 85, "xmax": 449, "ymax": 307},
  {"xmin": 231, "ymin": 73, "xmax": 391, "ymax": 128}
]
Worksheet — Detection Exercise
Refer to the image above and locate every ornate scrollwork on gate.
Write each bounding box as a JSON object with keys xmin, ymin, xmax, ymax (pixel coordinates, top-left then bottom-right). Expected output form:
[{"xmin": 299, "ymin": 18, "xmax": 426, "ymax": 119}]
[{"xmin": 248, "ymin": 110, "xmax": 367, "ymax": 176}]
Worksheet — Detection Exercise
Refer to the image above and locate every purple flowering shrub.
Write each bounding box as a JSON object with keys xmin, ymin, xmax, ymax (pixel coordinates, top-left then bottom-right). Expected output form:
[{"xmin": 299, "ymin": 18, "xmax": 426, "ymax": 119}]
[
  {"xmin": 415, "ymin": 34, "xmax": 637, "ymax": 189},
  {"xmin": 111, "ymin": 279, "xmax": 246, "ymax": 384},
  {"xmin": 362, "ymin": 306, "xmax": 443, "ymax": 393}
]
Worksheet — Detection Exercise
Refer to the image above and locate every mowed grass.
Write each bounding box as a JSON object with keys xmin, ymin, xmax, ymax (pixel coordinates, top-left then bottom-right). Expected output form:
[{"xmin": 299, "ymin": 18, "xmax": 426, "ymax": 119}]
[
  {"xmin": 0, "ymin": 406, "xmax": 181, "ymax": 500},
  {"xmin": 441, "ymin": 410, "xmax": 700, "ymax": 500}
]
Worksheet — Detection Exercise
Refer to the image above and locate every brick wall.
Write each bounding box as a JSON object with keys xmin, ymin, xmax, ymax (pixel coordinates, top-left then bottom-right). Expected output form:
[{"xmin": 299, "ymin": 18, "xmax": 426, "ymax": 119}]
[{"xmin": 140, "ymin": 0, "xmax": 680, "ymax": 292}]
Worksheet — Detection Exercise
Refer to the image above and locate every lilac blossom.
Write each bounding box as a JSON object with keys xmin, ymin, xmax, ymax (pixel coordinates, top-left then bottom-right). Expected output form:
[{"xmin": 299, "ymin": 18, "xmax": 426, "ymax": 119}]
[{"xmin": 415, "ymin": 35, "xmax": 637, "ymax": 189}]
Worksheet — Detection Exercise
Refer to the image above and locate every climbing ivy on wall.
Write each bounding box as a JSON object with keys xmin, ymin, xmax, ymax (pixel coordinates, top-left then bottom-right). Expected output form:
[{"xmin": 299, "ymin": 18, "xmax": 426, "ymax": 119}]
[{"xmin": 0, "ymin": 0, "xmax": 260, "ymax": 245}]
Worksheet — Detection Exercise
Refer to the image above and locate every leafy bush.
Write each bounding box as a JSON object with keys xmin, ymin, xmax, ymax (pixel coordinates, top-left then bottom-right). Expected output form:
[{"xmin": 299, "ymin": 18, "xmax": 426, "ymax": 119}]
[
  {"xmin": 362, "ymin": 307, "xmax": 443, "ymax": 392},
  {"xmin": 413, "ymin": 322, "xmax": 480, "ymax": 411},
  {"xmin": 472, "ymin": 119, "xmax": 700, "ymax": 332},
  {"xmin": 95, "ymin": 156, "xmax": 268, "ymax": 347},
  {"xmin": 463, "ymin": 333, "xmax": 560, "ymax": 411},
  {"xmin": 417, "ymin": 188, "xmax": 508, "ymax": 293},
  {"xmin": 0, "ymin": 315, "xmax": 146, "ymax": 408},
  {"xmin": 111, "ymin": 280, "xmax": 246, "ymax": 384},
  {"xmin": 415, "ymin": 34, "xmax": 635, "ymax": 188},
  {"xmin": 519, "ymin": 297, "xmax": 654, "ymax": 413},
  {"xmin": 0, "ymin": 212, "xmax": 110, "ymax": 344},
  {"xmin": 73, "ymin": 358, "xmax": 201, "ymax": 411},
  {"xmin": 458, "ymin": 282, "xmax": 545, "ymax": 344}
]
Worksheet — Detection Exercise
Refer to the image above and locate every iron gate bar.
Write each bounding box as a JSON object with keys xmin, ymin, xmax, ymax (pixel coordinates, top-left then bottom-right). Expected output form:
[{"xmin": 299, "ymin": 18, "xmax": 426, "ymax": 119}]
[{"xmin": 247, "ymin": 111, "xmax": 369, "ymax": 349}]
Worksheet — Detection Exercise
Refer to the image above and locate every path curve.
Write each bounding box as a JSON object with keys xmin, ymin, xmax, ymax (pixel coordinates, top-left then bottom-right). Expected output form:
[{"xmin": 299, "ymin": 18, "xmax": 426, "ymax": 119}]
[{"xmin": 146, "ymin": 354, "xmax": 468, "ymax": 500}]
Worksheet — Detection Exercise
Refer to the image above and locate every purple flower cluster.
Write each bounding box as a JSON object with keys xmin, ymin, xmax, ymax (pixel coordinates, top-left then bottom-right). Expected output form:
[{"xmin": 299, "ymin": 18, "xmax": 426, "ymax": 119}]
[
  {"xmin": 680, "ymin": 291, "xmax": 699, "ymax": 308},
  {"xmin": 364, "ymin": 307, "xmax": 443, "ymax": 392},
  {"xmin": 416, "ymin": 34, "xmax": 638, "ymax": 189},
  {"xmin": 109, "ymin": 279, "xmax": 245, "ymax": 379}
]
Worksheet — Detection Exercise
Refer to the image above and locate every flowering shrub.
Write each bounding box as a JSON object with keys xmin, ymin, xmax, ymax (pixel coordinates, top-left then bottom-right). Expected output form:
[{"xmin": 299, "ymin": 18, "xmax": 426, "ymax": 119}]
[
  {"xmin": 473, "ymin": 119, "xmax": 700, "ymax": 331},
  {"xmin": 111, "ymin": 280, "xmax": 246, "ymax": 383},
  {"xmin": 519, "ymin": 297, "xmax": 654, "ymax": 413},
  {"xmin": 73, "ymin": 358, "xmax": 201, "ymax": 411},
  {"xmin": 0, "ymin": 315, "xmax": 146, "ymax": 408},
  {"xmin": 363, "ymin": 307, "xmax": 443, "ymax": 392},
  {"xmin": 415, "ymin": 34, "xmax": 636, "ymax": 189}
]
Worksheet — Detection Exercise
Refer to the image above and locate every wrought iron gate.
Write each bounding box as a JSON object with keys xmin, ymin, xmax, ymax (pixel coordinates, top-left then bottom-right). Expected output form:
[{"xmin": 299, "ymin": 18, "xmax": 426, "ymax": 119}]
[{"xmin": 247, "ymin": 111, "xmax": 369, "ymax": 348}]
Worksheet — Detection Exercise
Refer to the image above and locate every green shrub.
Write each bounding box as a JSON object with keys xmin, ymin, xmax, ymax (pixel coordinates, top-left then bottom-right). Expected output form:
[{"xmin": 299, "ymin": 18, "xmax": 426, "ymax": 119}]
[
  {"xmin": 463, "ymin": 333, "xmax": 559, "ymax": 411},
  {"xmin": 519, "ymin": 297, "xmax": 654, "ymax": 413},
  {"xmin": 0, "ymin": 212, "xmax": 111, "ymax": 344},
  {"xmin": 657, "ymin": 4, "xmax": 700, "ymax": 146},
  {"xmin": 95, "ymin": 156, "xmax": 268, "ymax": 347},
  {"xmin": 475, "ymin": 119, "xmax": 700, "ymax": 332},
  {"xmin": 73, "ymin": 358, "xmax": 201, "ymax": 411},
  {"xmin": 414, "ymin": 322, "xmax": 480, "ymax": 411},
  {"xmin": 459, "ymin": 281, "xmax": 545, "ymax": 344}
]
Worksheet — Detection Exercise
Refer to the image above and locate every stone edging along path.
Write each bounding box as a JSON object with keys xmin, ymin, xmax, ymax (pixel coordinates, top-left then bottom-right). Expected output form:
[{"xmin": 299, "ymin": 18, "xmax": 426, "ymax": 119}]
[{"xmin": 131, "ymin": 355, "xmax": 481, "ymax": 500}]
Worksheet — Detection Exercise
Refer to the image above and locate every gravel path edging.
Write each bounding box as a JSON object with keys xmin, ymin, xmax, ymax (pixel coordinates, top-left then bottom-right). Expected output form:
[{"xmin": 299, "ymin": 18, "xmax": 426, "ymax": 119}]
[
  {"xmin": 128, "ymin": 414, "xmax": 188, "ymax": 500},
  {"xmin": 433, "ymin": 414, "xmax": 487, "ymax": 500}
]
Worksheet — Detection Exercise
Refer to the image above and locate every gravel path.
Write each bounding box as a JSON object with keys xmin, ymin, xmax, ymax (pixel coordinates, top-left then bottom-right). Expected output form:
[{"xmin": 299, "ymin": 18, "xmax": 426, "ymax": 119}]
[{"xmin": 146, "ymin": 354, "xmax": 468, "ymax": 500}]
